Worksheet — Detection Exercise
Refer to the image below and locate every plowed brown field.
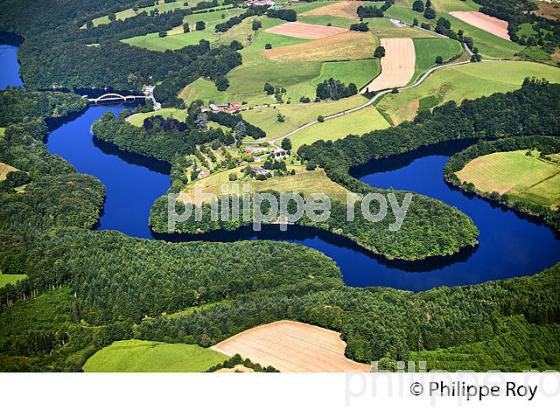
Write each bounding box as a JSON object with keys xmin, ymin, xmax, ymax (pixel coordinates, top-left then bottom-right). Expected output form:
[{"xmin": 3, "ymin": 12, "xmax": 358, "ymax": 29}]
[
  {"xmin": 264, "ymin": 21, "xmax": 347, "ymax": 39},
  {"xmin": 449, "ymin": 11, "xmax": 510, "ymax": 40},
  {"xmin": 210, "ymin": 320, "xmax": 371, "ymax": 372}
]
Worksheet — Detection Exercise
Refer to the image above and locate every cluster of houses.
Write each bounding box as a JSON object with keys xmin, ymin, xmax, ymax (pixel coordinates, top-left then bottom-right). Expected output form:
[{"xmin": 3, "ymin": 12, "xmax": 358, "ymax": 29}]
[
  {"xmin": 246, "ymin": 0, "xmax": 275, "ymax": 7},
  {"xmin": 201, "ymin": 102, "xmax": 241, "ymax": 114}
]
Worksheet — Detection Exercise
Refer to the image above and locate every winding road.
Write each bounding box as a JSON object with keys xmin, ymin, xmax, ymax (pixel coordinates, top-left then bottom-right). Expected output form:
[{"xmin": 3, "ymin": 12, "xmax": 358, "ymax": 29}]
[{"xmin": 266, "ymin": 43, "xmax": 477, "ymax": 148}]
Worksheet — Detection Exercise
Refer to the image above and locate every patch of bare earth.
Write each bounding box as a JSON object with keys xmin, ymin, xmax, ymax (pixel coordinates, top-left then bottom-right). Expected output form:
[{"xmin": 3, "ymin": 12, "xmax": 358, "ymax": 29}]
[
  {"xmin": 364, "ymin": 37, "xmax": 415, "ymax": 92},
  {"xmin": 262, "ymin": 31, "xmax": 374, "ymax": 62},
  {"xmin": 210, "ymin": 320, "xmax": 370, "ymax": 372},
  {"xmin": 449, "ymin": 11, "xmax": 510, "ymax": 40},
  {"xmin": 301, "ymin": 1, "xmax": 364, "ymax": 20},
  {"xmin": 264, "ymin": 21, "xmax": 348, "ymax": 39},
  {"xmin": 535, "ymin": 1, "xmax": 560, "ymax": 20}
]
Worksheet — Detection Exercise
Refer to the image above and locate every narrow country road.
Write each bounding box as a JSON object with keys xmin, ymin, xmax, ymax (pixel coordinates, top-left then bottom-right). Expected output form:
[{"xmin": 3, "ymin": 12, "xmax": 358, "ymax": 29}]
[{"xmin": 266, "ymin": 43, "xmax": 480, "ymax": 148}]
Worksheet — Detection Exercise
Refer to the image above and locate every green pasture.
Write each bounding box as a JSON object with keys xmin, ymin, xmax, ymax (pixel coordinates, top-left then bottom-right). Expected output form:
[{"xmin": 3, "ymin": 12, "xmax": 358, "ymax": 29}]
[
  {"xmin": 83, "ymin": 339, "xmax": 228, "ymax": 372},
  {"xmin": 412, "ymin": 37, "xmax": 463, "ymax": 82},
  {"xmin": 378, "ymin": 61, "xmax": 560, "ymax": 124}
]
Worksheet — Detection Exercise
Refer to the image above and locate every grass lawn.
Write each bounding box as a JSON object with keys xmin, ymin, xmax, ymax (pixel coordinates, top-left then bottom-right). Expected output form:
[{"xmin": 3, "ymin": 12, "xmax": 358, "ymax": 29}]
[
  {"xmin": 456, "ymin": 150, "xmax": 560, "ymax": 209},
  {"xmin": 181, "ymin": 164, "xmax": 352, "ymax": 203},
  {"xmin": 241, "ymin": 95, "xmax": 368, "ymax": 140},
  {"xmin": 290, "ymin": 105, "xmax": 391, "ymax": 150},
  {"xmin": 126, "ymin": 108, "xmax": 188, "ymax": 126},
  {"xmin": 83, "ymin": 340, "xmax": 228, "ymax": 372},
  {"xmin": 378, "ymin": 61, "xmax": 560, "ymax": 124},
  {"xmin": 412, "ymin": 37, "xmax": 464, "ymax": 82}
]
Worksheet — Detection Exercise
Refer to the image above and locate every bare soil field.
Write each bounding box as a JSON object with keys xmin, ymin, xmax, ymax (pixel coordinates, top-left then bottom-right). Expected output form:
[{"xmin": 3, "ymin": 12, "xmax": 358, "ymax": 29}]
[
  {"xmin": 264, "ymin": 21, "xmax": 348, "ymax": 39},
  {"xmin": 210, "ymin": 320, "xmax": 371, "ymax": 372},
  {"xmin": 262, "ymin": 31, "xmax": 375, "ymax": 62},
  {"xmin": 365, "ymin": 37, "xmax": 415, "ymax": 92},
  {"xmin": 449, "ymin": 11, "xmax": 510, "ymax": 41},
  {"xmin": 301, "ymin": 1, "xmax": 364, "ymax": 20},
  {"xmin": 535, "ymin": 1, "xmax": 560, "ymax": 20},
  {"xmin": 0, "ymin": 162, "xmax": 17, "ymax": 181}
]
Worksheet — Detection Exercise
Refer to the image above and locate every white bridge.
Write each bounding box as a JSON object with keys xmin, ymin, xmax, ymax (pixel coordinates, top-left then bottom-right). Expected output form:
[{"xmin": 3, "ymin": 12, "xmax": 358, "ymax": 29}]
[{"xmin": 85, "ymin": 85, "xmax": 161, "ymax": 110}]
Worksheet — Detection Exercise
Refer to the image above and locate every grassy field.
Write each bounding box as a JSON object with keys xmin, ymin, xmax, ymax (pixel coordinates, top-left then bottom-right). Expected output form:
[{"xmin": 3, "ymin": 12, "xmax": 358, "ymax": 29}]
[
  {"xmin": 412, "ymin": 37, "xmax": 463, "ymax": 82},
  {"xmin": 0, "ymin": 127, "xmax": 5, "ymax": 137},
  {"xmin": 0, "ymin": 271, "xmax": 27, "ymax": 288},
  {"xmin": 290, "ymin": 105, "xmax": 391, "ymax": 150},
  {"xmin": 126, "ymin": 108, "xmax": 188, "ymax": 126},
  {"xmin": 456, "ymin": 150, "xmax": 560, "ymax": 209},
  {"xmin": 182, "ymin": 17, "xmax": 379, "ymax": 106},
  {"xmin": 241, "ymin": 95, "xmax": 369, "ymax": 140},
  {"xmin": 85, "ymin": 0, "xmax": 199, "ymax": 28},
  {"xmin": 121, "ymin": 7, "xmax": 244, "ymax": 51},
  {"xmin": 410, "ymin": 315, "xmax": 560, "ymax": 371},
  {"xmin": 122, "ymin": 30, "xmax": 215, "ymax": 51},
  {"xmin": 83, "ymin": 340, "xmax": 228, "ymax": 372},
  {"xmin": 391, "ymin": 0, "xmax": 522, "ymax": 58},
  {"xmin": 181, "ymin": 164, "xmax": 352, "ymax": 203},
  {"xmin": 378, "ymin": 61, "xmax": 560, "ymax": 124}
]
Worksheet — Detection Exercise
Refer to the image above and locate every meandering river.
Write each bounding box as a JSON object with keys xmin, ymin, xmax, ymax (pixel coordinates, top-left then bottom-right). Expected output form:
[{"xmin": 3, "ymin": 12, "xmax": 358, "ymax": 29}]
[{"xmin": 2, "ymin": 44, "xmax": 559, "ymax": 291}]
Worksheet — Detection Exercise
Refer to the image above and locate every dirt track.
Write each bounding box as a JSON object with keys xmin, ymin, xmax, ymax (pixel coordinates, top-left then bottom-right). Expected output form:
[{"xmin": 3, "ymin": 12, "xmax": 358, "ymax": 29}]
[
  {"xmin": 210, "ymin": 320, "xmax": 370, "ymax": 372},
  {"xmin": 365, "ymin": 38, "xmax": 416, "ymax": 92},
  {"xmin": 449, "ymin": 11, "xmax": 510, "ymax": 41},
  {"xmin": 264, "ymin": 22, "xmax": 347, "ymax": 39}
]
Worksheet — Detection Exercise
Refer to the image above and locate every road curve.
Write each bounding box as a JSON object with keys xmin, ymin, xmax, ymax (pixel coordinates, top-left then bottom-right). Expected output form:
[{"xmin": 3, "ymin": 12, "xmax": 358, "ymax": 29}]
[{"xmin": 267, "ymin": 44, "xmax": 479, "ymax": 147}]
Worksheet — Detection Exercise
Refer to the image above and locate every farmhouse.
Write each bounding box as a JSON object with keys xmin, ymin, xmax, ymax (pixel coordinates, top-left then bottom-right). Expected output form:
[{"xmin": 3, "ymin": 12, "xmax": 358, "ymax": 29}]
[
  {"xmin": 246, "ymin": 0, "xmax": 275, "ymax": 7},
  {"xmin": 271, "ymin": 148, "xmax": 290, "ymax": 158},
  {"xmin": 250, "ymin": 166, "xmax": 271, "ymax": 176},
  {"xmin": 207, "ymin": 102, "xmax": 241, "ymax": 114}
]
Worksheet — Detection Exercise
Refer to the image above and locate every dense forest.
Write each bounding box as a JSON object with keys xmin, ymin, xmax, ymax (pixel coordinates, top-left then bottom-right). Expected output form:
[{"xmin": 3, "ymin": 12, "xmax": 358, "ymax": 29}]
[
  {"xmin": 445, "ymin": 135, "xmax": 560, "ymax": 230},
  {"xmin": 1, "ymin": 2, "xmax": 560, "ymax": 373},
  {"xmin": 92, "ymin": 111, "xmax": 235, "ymax": 162},
  {"xmin": 0, "ymin": 0, "xmax": 243, "ymax": 106}
]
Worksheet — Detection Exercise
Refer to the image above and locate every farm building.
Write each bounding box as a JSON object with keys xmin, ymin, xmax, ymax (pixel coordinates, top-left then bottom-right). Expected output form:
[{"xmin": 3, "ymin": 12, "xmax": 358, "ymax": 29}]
[
  {"xmin": 246, "ymin": 0, "xmax": 275, "ymax": 7},
  {"xmin": 250, "ymin": 166, "xmax": 271, "ymax": 176},
  {"xmin": 207, "ymin": 103, "xmax": 241, "ymax": 114}
]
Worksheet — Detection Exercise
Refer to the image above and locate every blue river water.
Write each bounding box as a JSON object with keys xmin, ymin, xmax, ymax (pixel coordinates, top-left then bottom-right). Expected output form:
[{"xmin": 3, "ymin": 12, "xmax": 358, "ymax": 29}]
[{"xmin": 2, "ymin": 44, "xmax": 559, "ymax": 291}]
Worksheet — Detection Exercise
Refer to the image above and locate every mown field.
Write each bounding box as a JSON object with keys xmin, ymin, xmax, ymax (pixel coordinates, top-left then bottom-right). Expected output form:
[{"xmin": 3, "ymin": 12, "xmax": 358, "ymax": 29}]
[
  {"xmin": 377, "ymin": 61, "xmax": 560, "ymax": 124},
  {"xmin": 456, "ymin": 150, "xmax": 560, "ymax": 209},
  {"xmin": 241, "ymin": 95, "xmax": 368, "ymax": 140},
  {"xmin": 180, "ymin": 164, "xmax": 352, "ymax": 203},
  {"xmin": 126, "ymin": 108, "xmax": 188, "ymax": 126},
  {"xmin": 289, "ymin": 105, "xmax": 390, "ymax": 150},
  {"xmin": 83, "ymin": 339, "xmax": 228, "ymax": 372},
  {"xmin": 412, "ymin": 37, "xmax": 463, "ymax": 82},
  {"xmin": 0, "ymin": 162, "xmax": 17, "ymax": 181}
]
